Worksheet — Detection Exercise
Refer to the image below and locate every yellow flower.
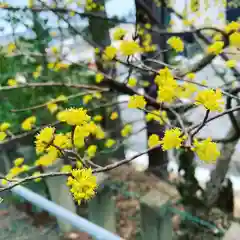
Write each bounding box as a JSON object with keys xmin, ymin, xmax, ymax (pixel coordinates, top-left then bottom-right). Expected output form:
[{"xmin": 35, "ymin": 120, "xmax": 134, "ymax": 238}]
[
  {"xmin": 183, "ymin": 19, "xmax": 193, "ymax": 26},
  {"xmin": 226, "ymin": 59, "xmax": 237, "ymax": 68},
  {"xmin": 121, "ymin": 124, "xmax": 132, "ymax": 137},
  {"xmin": 95, "ymin": 126, "xmax": 105, "ymax": 139},
  {"xmin": 56, "ymin": 94, "xmax": 68, "ymax": 102},
  {"xmin": 9, "ymin": 166, "xmax": 26, "ymax": 178},
  {"xmin": 33, "ymin": 71, "xmax": 40, "ymax": 79},
  {"xmin": 76, "ymin": 161, "xmax": 83, "ymax": 169},
  {"xmin": 67, "ymin": 168, "xmax": 97, "ymax": 205},
  {"xmin": 7, "ymin": 43, "xmax": 16, "ymax": 54},
  {"xmin": 167, "ymin": 36, "xmax": 184, "ymax": 52},
  {"xmin": 61, "ymin": 164, "xmax": 72, "ymax": 173},
  {"xmin": 154, "ymin": 67, "xmax": 174, "ymax": 86},
  {"xmin": 186, "ymin": 73, "xmax": 196, "ymax": 80},
  {"xmin": 128, "ymin": 77, "xmax": 137, "ymax": 87},
  {"xmin": 113, "ymin": 28, "xmax": 127, "ymax": 40},
  {"xmin": 54, "ymin": 62, "xmax": 69, "ymax": 71},
  {"xmin": 95, "ymin": 48, "xmax": 100, "ymax": 54},
  {"xmin": 148, "ymin": 134, "xmax": 161, "ymax": 148},
  {"xmin": 22, "ymin": 165, "xmax": 30, "ymax": 171},
  {"xmin": 93, "ymin": 92, "xmax": 102, "ymax": 99},
  {"xmin": 47, "ymin": 102, "xmax": 58, "ymax": 114},
  {"xmin": 213, "ymin": 33, "xmax": 222, "ymax": 42},
  {"xmin": 57, "ymin": 108, "xmax": 91, "ymax": 126},
  {"xmin": 35, "ymin": 151, "xmax": 58, "ymax": 167},
  {"xmin": 32, "ymin": 171, "xmax": 42, "ymax": 182},
  {"xmin": 230, "ymin": 32, "xmax": 240, "ymax": 47},
  {"xmin": 141, "ymin": 81, "xmax": 150, "ymax": 87},
  {"xmin": 93, "ymin": 115, "xmax": 103, "ymax": 122},
  {"xmin": 137, "ymin": 27, "xmax": 144, "ymax": 36},
  {"xmin": 0, "ymin": 132, "xmax": 6, "ymax": 141},
  {"xmin": 225, "ymin": 21, "xmax": 240, "ymax": 33},
  {"xmin": 177, "ymin": 83, "xmax": 197, "ymax": 99},
  {"xmin": 35, "ymin": 127, "xmax": 55, "ymax": 154},
  {"xmin": 145, "ymin": 23, "xmax": 151, "ymax": 29},
  {"xmin": 157, "ymin": 84, "xmax": 178, "ymax": 103},
  {"xmin": 14, "ymin": 158, "xmax": 24, "ymax": 167},
  {"xmin": 207, "ymin": 41, "xmax": 224, "ymax": 55},
  {"xmin": 102, "ymin": 45, "xmax": 117, "ymax": 60},
  {"xmin": 110, "ymin": 111, "xmax": 118, "ymax": 120},
  {"xmin": 73, "ymin": 125, "xmax": 90, "ymax": 149},
  {"xmin": 95, "ymin": 73, "xmax": 104, "ymax": 83},
  {"xmin": 146, "ymin": 110, "xmax": 168, "ymax": 125},
  {"xmin": 7, "ymin": 79, "xmax": 17, "ymax": 86},
  {"xmin": 51, "ymin": 46, "xmax": 59, "ymax": 54},
  {"xmin": 160, "ymin": 128, "xmax": 185, "ymax": 151},
  {"xmin": 0, "ymin": 122, "xmax": 11, "ymax": 131},
  {"xmin": 83, "ymin": 95, "xmax": 93, "ymax": 105},
  {"xmin": 195, "ymin": 88, "xmax": 224, "ymax": 112},
  {"xmin": 49, "ymin": 133, "xmax": 72, "ymax": 152},
  {"xmin": 48, "ymin": 62, "xmax": 55, "ymax": 69},
  {"xmin": 192, "ymin": 138, "xmax": 220, "ymax": 163},
  {"xmin": 119, "ymin": 40, "xmax": 142, "ymax": 56},
  {"xmin": 105, "ymin": 139, "xmax": 116, "ymax": 148},
  {"xmin": 201, "ymin": 80, "xmax": 207, "ymax": 86},
  {"xmin": 21, "ymin": 116, "xmax": 36, "ymax": 131},
  {"xmin": 128, "ymin": 95, "xmax": 146, "ymax": 109},
  {"xmin": 87, "ymin": 145, "xmax": 97, "ymax": 158}
]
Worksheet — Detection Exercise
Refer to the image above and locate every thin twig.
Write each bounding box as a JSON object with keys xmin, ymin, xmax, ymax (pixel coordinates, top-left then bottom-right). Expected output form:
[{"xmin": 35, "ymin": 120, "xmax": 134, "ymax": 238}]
[{"xmin": 191, "ymin": 109, "xmax": 210, "ymax": 141}]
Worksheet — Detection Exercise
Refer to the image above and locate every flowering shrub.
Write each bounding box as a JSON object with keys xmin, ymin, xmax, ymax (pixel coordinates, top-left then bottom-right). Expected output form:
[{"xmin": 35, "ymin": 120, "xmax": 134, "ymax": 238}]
[{"xmin": 0, "ymin": 0, "xmax": 240, "ymax": 208}]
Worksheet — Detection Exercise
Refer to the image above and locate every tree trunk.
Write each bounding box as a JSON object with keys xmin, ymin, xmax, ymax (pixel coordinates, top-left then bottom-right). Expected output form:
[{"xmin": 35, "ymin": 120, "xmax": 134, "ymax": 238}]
[
  {"xmin": 205, "ymin": 112, "xmax": 240, "ymax": 207},
  {"xmin": 87, "ymin": 0, "xmax": 125, "ymax": 162},
  {"xmin": 135, "ymin": 0, "xmax": 170, "ymax": 177}
]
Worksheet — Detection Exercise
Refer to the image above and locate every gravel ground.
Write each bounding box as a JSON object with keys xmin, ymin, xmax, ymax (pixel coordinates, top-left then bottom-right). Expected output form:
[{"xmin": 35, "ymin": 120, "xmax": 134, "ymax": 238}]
[{"xmin": 0, "ymin": 201, "xmax": 61, "ymax": 240}]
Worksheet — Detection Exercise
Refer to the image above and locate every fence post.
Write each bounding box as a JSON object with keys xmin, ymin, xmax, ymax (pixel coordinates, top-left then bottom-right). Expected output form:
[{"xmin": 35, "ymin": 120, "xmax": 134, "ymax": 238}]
[
  {"xmin": 140, "ymin": 187, "xmax": 179, "ymax": 240},
  {"xmin": 88, "ymin": 173, "xmax": 116, "ymax": 233},
  {"xmin": 43, "ymin": 158, "xmax": 77, "ymax": 233}
]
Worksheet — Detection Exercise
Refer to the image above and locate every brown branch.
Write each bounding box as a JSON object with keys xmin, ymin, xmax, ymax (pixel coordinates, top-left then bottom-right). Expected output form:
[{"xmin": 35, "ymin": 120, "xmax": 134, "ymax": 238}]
[
  {"xmin": 0, "ymin": 82, "xmax": 108, "ymax": 92},
  {"xmin": 0, "ymin": 121, "xmax": 61, "ymax": 151},
  {"xmin": 191, "ymin": 109, "xmax": 210, "ymax": 140},
  {"xmin": 0, "ymin": 148, "xmax": 153, "ymax": 192},
  {"xmin": 188, "ymin": 105, "xmax": 240, "ymax": 133},
  {"xmin": 11, "ymin": 91, "xmax": 101, "ymax": 113}
]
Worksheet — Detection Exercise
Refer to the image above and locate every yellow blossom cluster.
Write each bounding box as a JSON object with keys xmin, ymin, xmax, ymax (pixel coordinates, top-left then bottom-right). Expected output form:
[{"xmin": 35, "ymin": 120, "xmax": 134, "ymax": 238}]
[
  {"xmin": 155, "ymin": 67, "xmax": 179, "ymax": 103},
  {"xmin": 148, "ymin": 129, "xmax": 220, "ymax": 163},
  {"xmin": 33, "ymin": 65, "xmax": 42, "ymax": 79},
  {"xmin": 21, "ymin": 116, "xmax": 36, "ymax": 131},
  {"xmin": 113, "ymin": 28, "xmax": 127, "ymax": 41},
  {"xmin": 47, "ymin": 62, "xmax": 70, "ymax": 72},
  {"xmin": 167, "ymin": 36, "xmax": 184, "ymax": 52},
  {"xmin": 2, "ymin": 157, "xmax": 29, "ymax": 185},
  {"xmin": 146, "ymin": 110, "xmax": 168, "ymax": 125},
  {"xmin": 128, "ymin": 95, "xmax": 147, "ymax": 109},
  {"xmin": 195, "ymin": 88, "xmax": 224, "ymax": 112},
  {"xmin": 85, "ymin": 0, "xmax": 104, "ymax": 12},
  {"xmin": 67, "ymin": 168, "xmax": 97, "ymax": 205},
  {"xmin": 192, "ymin": 138, "xmax": 220, "ymax": 163},
  {"xmin": 7, "ymin": 79, "xmax": 17, "ymax": 86},
  {"xmin": 0, "ymin": 122, "xmax": 11, "ymax": 142}
]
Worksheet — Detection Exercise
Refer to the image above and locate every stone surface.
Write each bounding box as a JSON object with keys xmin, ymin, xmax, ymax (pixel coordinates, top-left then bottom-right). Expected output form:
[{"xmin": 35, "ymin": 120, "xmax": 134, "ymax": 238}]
[{"xmin": 223, "ymin": 223, "xmax": 240, "ymax": 240}]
